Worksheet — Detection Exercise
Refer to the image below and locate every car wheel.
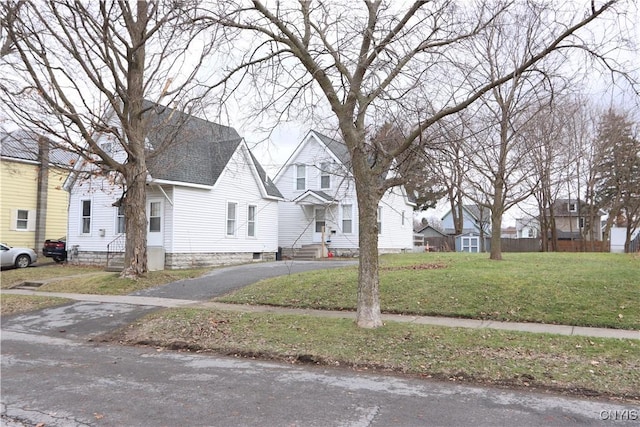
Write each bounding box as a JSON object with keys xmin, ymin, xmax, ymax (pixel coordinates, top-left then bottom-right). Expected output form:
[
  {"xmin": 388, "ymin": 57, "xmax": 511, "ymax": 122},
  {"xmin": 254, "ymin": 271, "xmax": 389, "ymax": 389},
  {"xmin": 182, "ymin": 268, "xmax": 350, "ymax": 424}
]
[
  {"xmin": 15, "ymin": 254, "xmax": 31, "ymax": 268},
  {"xmin": 53, "ymin": 256, "xmax": 65, "ymax": 263}
]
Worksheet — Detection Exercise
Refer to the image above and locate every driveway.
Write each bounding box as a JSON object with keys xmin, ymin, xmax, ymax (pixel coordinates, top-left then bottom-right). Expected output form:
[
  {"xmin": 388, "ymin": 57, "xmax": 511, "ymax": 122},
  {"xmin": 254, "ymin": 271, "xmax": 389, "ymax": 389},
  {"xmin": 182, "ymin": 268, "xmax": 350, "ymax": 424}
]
[{"xmin": 131, "ymin": 260, "xmax": 357, "ymax": 300}]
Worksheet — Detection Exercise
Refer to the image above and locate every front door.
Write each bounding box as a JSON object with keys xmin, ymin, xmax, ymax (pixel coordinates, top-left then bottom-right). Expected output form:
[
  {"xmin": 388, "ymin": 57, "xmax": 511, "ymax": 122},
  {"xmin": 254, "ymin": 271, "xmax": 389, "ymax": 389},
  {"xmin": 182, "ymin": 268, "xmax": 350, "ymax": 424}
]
[
  {"xmin": 147, "ymin": 199, "xmax": 163, "ymax": 247},
  {"xmin": 313, "ymin": 207, "xmax": 326, "ymax": 243}
]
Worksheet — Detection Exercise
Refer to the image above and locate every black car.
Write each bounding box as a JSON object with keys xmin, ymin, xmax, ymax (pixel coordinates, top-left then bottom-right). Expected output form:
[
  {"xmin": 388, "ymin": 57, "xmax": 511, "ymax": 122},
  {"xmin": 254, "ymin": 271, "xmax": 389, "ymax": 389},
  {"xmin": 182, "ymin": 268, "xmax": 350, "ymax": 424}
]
[{"xmin": 42, "ymin": 238, "xmax": 67, "ymax": 262}]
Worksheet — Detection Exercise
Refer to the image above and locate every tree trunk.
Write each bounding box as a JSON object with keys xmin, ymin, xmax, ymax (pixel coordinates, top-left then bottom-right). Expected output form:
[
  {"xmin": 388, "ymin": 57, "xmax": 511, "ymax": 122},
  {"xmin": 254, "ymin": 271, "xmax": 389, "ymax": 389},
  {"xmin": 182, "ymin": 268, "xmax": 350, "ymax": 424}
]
[
  {"xmin": 120, "ymin": 0, "xmax": 149, "ymax": 278},
  {"xmin": 121, "ymin": 163, "xmax": 148, "ymax": 278},
  {"xmin": 355, "ymin": 176, "xmax": 383, "ymax": 329},
  {"xmin": 489, "ymin": 208, "xmax": 503, "ymax": 260}
]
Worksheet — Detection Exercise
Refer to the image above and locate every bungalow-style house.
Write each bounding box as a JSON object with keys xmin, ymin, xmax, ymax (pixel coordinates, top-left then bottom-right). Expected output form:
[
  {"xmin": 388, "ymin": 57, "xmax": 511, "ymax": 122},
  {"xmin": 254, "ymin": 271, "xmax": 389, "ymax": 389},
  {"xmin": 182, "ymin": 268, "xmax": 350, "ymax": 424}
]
[
  {"xmin": 1, "ymin": 130, "xmax": 74, "ymax": 252},
  {"xmin": 441, "ymin": 204, "xmax": 491, "ymax": 252},
  {"xmin": 274, "ymin": 130, "xmax": 415, "ymax": 258},
  {"xmin": 65, "ymin": 101, "xmax": 282, "ymax": 270},
  {"xmin": 548, "ymin": 199, "xmax": 604, "ymax": 241}
]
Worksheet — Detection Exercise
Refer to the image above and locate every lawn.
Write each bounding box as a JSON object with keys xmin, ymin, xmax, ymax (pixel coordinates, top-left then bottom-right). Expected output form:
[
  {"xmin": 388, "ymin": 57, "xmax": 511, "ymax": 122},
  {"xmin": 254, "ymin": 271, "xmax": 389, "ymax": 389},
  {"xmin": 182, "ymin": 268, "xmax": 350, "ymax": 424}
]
[
  {"xmin": 218, "ymin": 252, "xmax": 640, "ymax": 329},
  {"xmin": 114, "ymin": 307, "xmax": 640, "ymax": 401}
]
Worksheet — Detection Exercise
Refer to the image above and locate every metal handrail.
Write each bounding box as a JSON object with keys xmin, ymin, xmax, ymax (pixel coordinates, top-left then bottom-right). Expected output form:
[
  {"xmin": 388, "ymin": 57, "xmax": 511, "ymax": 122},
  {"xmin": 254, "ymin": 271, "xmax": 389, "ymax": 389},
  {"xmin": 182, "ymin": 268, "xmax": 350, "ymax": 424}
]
[{"xmin": 106, "ymin": 234, "xmax": 126, "ymax": 267}]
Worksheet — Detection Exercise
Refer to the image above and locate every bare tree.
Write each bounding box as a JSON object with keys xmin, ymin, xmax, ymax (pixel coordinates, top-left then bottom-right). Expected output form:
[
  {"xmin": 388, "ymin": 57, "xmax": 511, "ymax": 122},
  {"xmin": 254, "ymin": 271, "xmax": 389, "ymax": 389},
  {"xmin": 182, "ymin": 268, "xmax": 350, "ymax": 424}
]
[
  {"xmin": 1, "ymin": 1, "xmax": 214, "ymax": 277},
  {"xmin": 594, "ymin": 109, "xmax": 640, "ymax": 250},
  {"xmin": 197, "ymin": 0, "xmax": 627, "ymax": 327}
]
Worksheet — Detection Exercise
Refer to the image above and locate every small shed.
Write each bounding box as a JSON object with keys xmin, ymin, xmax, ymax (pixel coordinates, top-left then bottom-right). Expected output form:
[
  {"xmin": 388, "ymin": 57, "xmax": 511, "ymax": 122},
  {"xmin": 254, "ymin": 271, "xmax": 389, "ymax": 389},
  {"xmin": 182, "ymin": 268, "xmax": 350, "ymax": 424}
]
[{"xmin": 455, "ymin": 232, "xmax": 491, "ymax": 253}]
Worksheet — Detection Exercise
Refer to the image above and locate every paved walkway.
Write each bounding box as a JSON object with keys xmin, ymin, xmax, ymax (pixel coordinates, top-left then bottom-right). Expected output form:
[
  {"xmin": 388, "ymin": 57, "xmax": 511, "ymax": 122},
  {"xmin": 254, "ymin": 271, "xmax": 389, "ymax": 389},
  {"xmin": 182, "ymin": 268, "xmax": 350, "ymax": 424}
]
[{"xmin": 4, "ymin": 289, "xmax": 638, "ymax": 340}]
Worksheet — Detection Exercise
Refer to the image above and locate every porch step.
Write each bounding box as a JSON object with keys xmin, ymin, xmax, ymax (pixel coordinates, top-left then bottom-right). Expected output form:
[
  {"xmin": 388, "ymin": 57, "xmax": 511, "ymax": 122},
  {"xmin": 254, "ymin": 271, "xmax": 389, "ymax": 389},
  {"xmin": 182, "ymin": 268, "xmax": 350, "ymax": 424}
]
[
  {"xmin": 105, "ymin": 254, "xmax": 124, "ymax": 272},
  {"xmin": 292, "ymin": 245, "xmax": 322, "ymax": 260}
]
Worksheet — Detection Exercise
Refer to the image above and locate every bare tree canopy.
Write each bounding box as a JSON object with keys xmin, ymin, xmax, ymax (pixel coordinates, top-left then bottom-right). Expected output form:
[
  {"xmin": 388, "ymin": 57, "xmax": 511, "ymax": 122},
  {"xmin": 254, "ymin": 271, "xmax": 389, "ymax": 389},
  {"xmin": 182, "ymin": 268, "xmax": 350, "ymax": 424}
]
[
  {"xmin": 1, "ymin": 0, "xmax": 217, "ymax": 277},
  {"xmin": 195, "ymin": 0, "xmax": 633, "ymax": 327}
]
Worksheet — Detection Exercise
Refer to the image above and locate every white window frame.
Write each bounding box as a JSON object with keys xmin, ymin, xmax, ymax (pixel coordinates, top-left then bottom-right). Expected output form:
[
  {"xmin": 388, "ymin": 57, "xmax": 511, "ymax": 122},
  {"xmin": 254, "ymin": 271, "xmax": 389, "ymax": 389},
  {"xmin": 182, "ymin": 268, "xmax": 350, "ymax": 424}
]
[
  {"xmin": 115, "ymin": 204, "xmax": 126, "ymax": 234},
  {"xmin": 377, "ymin": 206, "xmax": 383, "ymax": 235},
  {"xmin": 319, "ymin": 163, "xmax": 331, "ymax": 189},
  {"xmin": 461, "ymin": 236, "xmax": 479, "ymax": 252},
  {"xmin": 568, "ymin": 203, "xmax": 577, "ymax": 212},
  {"xmin": 80, "ymin": 199, "xmax": 92, "ymax": 235},
  {"xmin": 247, "ymin": 204, "xmax": 257, "ymax": 238},
  {"xmin": 578, "ymin": 217, "xmax": 585, "ymax": 229},
  {"xmin": 295, "ymin": 164, "xmax": 306, "ymax": 190},
  {"xmin": 10, "ymin": 209, "xmax": 36, "ymax": 231},
  {"xmin": 341, "ymin": 203, "xmax": 353, "ymax": 234},
  {"xmin": 226, "ymin": 201, "xmax": 238, "ymax": 237}
]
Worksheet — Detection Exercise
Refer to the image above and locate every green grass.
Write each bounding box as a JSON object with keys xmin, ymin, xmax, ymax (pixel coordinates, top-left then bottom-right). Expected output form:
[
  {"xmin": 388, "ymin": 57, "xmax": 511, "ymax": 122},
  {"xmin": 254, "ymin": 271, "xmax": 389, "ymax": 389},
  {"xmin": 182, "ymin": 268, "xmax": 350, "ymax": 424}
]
[
  {"xmin": 218, "ymin": 253, "xmax": 640, "ymax": 329},
  {"xmin": 115, "ymin": 308, "xmax": 640, "ymax": 400},
  {"xmin": 1, "ymin": 263, "xmax": 105, "ymax": 289}
]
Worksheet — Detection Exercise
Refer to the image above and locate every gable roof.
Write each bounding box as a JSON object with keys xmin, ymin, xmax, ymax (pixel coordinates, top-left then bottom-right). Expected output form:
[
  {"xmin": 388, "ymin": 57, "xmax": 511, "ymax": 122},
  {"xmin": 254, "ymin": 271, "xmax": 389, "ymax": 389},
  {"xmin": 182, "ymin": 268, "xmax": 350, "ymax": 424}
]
[
  {"xmin": 293, "ymin": 190, "xmax": 336, "ymax": 205},
  {"xmin": 1, "ymin": 130, "xmax": 76, "ymax": 167},
  {"xmin": 312, "ymin": 131, "xmax": 351, "ymax": 165},
  {"xmin": 248, "ymin": 150, "xmax": 283, "ymax": 199},
  {"xmin": 441, "ymin": 204, "xmax": 490, "ymax": 222},
  {"xmin": 143, "ymin": 101, "xmax": 242, "ymax": 187}
]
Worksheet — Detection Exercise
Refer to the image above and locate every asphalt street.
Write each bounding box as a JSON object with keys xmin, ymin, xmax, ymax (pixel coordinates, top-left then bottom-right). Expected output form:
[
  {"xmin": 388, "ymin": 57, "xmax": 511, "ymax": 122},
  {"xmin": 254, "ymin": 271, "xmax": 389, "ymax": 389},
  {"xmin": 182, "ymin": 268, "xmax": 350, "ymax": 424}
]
[{"xmin": 2, "ymin": 261, "xmax": 638, "ymax": 426}]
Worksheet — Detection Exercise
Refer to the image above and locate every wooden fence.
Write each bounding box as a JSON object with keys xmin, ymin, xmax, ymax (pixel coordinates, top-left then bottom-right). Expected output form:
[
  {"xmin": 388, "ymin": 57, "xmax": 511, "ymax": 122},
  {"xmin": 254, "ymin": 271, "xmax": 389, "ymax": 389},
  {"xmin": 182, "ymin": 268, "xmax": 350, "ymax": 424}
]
[
  {"xmin": 414, "ymin": 235, "xmax": 615, "ymax": 253},
  {"xmin": 555, "ymin": 240, "xmax": 610, "ymax": 252}
]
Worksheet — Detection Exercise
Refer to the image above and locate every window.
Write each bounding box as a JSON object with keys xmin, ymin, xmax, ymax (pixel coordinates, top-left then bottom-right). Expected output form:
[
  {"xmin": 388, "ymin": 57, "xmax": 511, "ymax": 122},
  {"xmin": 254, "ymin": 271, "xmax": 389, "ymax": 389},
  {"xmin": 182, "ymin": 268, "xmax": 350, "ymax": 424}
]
[
  {"xmin": 148, "ymin": 201, "xmax": 161, "ymax": 232},
  {"xmin": 315, "ymin": 207, "xmax": 326, "ymax": 233},
  {"xmin": 227, "ymin": 202, "xmax": 237, "ymax": 236},
  {"xmin": 81, "ymin": 200, "xmax": 91, "ymax": 234},
  {"xmin": 578, "ymin": 217, "xmax": 585, "ymax": 229},
  {"xmin": 16, "ymin": 210, "xmax": 28, "ymax": 230},
  {"xmin": 568, "ymin": 202, "xmax": 577, "ymax": 212},
  {"xmin": 401, "ymin": 210, "xmax": 405, "ymax": 226},
  {"xmin": 11, "ymin": 209, "xmax": 35, "ymax": 231},
  {"xmin": 320, "ymin": 163, "xmax": 330, "ymax": 189},
  {"xmin": 342, "ymin": 204, "xmax": 353, "ymax": 234},
  {"xmin": 377, "ymin": 207, "xmax": 382, "ymax": 234},
  {"xmin": 116, "ymin": 205, "xmax": 125, "ymax": 234},
  {"xmin": 295, "ymin": 164, "xmax": 306, "ymax": 190},
  {"xmin": 247, "ymin": 205, "xmax": 257, "ymax": 237},
  {"xmin": 461, "ymin": 236, "xmax": 479, "ymax": 252}
]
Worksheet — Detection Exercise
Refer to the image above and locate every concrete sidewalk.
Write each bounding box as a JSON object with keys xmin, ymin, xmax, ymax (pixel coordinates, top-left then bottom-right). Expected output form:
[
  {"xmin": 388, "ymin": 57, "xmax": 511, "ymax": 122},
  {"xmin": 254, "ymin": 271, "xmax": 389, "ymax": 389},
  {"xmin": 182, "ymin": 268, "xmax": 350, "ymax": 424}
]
[{"xmin": 4, "ymin": 289, "xmax": 638, "ymax": 340}]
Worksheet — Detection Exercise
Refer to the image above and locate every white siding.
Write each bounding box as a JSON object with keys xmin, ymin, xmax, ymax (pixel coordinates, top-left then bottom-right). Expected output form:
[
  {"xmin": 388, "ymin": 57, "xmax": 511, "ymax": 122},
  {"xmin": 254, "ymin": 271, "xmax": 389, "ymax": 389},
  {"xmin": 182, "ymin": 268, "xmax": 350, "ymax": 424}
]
[
  {"xmin": 378, "ymin": 187, "xmax": 414, "ymax": 250},
  {"xmin": 170, "ymin": 145, "xmax": 278, "ymax": 253},
  {"xmin": 68, "ymin": 142, "xmax": 278, "ymax": 257},
  {"xmin": 276, "ymin": 132, "xmax": 413, "ymax": 251}
]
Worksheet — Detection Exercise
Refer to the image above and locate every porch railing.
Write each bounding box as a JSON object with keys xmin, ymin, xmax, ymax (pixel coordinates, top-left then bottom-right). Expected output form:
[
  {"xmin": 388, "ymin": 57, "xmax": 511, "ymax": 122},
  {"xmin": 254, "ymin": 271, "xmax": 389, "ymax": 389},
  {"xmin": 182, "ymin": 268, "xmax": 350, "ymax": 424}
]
[{"xmin": 106, "ymin": 234, "xmax": 126, "ymax": 270}]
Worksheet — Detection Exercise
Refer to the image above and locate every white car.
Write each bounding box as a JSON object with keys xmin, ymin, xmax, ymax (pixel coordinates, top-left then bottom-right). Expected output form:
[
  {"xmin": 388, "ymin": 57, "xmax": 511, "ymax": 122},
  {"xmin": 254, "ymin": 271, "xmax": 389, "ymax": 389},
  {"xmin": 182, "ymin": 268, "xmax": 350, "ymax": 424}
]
[{"xmin": 1, "ymin": 243, "xmax": 38, "ymax": 268}]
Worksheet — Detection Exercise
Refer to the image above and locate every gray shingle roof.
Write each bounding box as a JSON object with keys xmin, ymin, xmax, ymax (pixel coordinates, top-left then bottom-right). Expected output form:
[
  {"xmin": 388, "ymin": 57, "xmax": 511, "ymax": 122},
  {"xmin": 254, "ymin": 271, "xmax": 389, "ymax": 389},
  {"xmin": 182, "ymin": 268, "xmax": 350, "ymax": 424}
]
[
  {"xmin": 142, "ymin": 102, "xmax": 279, "ymax": 196},
  {"xmin": 1, "ymin": 130, "xmax": 76, "ymax": 167},
  {"xmin": 312, "ymin": 131, "xmax": 351, "ymax": 166},
  {"xmin": 248, "ymin": 150, "xmax": 283, "ymax": 199},
  {"xmin": 143, "ymin": 101, "xmax": 242, "ymax": 186}
]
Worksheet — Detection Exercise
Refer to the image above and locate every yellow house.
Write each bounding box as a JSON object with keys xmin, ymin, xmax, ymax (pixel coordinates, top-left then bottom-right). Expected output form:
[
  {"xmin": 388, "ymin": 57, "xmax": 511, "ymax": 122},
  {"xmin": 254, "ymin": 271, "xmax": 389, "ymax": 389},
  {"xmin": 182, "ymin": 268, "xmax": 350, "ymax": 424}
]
[{"xmin": 1, "ymin": 131, "xmax": 73, "ymax": 252}]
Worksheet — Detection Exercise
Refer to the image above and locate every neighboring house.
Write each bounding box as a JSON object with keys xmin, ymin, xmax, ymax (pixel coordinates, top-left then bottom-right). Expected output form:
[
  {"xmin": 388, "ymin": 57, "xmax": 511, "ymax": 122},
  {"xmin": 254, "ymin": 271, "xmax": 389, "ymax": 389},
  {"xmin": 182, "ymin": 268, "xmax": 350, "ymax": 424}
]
[
  {"xmin": 441, "ymin": 204, "xmax": 491, "ymax": 236},
  {"xmin": 548, "ymin": 199, "xmax": 604, "ymax": 241},
  {"xmin": 515, "ymin": 217, "xmax": 539, "ymax": 239},
  {"xmin": 274, "ymin": 130, "xmax": 415, "ymax": 257},
  {"xmin": 1, "ymin": 130, "xmax": 73, "ymax": 252},
  {"xmin": 65, "ymin": 101, "xmax": 283, "ymax": 270},
  {"xmin": 440, "ymin": 204, "xmax": 491, "ymax": 252},
  {"xmin": 414, "ymin": 224, "xmax": 452, "ymax": 252}
]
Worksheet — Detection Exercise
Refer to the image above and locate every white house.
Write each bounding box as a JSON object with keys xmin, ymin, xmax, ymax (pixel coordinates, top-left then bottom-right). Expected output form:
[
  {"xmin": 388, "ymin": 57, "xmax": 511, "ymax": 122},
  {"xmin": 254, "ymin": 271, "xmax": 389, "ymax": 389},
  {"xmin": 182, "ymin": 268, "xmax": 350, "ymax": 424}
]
[
  {"xmin": 65, "ymin": 101, "xmax": 283, "ymax": 270},
  {"xmin": 274, "ymin": 130, "xmax": 415, "ymax": 258}
]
